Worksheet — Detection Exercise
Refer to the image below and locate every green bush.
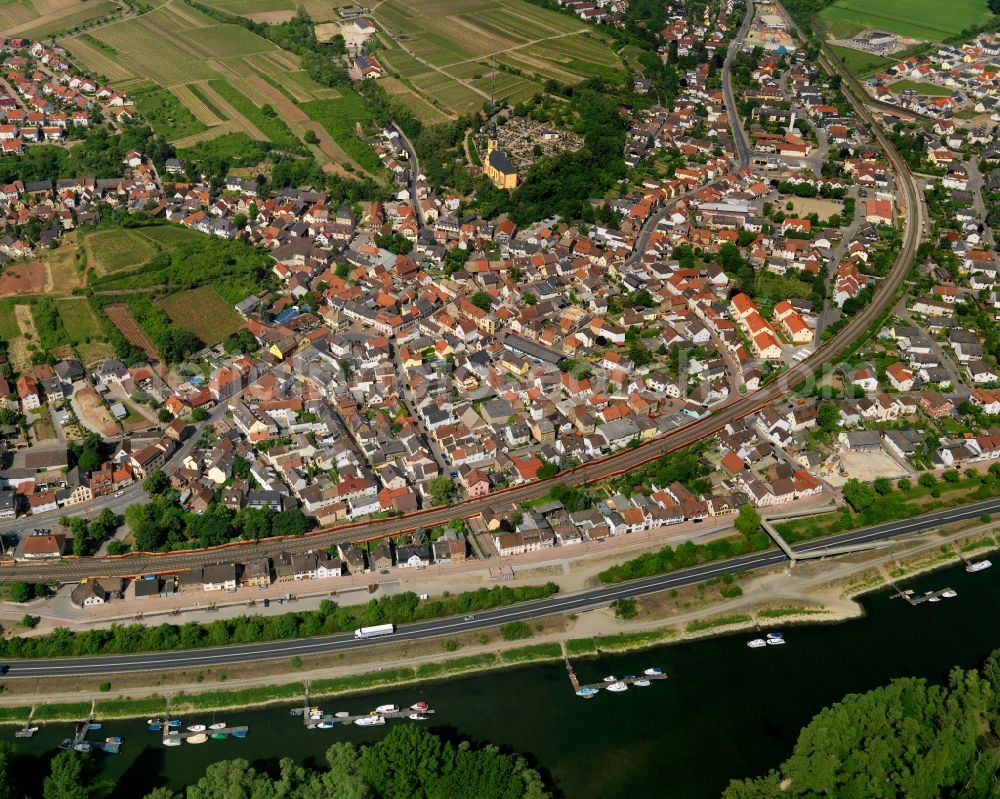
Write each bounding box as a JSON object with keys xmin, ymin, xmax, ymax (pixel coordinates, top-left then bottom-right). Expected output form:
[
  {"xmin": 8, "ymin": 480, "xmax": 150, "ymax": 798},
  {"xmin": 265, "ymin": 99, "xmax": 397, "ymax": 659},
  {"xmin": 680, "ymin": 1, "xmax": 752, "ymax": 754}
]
[{"xmin": 500, "ymin": 621, "xmax": 533, "ymax": 641}]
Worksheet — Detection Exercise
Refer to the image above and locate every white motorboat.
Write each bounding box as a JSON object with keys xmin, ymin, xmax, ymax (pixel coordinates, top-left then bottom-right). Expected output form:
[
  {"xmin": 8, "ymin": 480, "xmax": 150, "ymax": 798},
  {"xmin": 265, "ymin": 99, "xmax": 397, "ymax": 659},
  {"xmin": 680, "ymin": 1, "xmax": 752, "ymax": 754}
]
[
  {"xmin": 967, "ymin": 559, "xmax": 992, "ymax": 573},
  {"xmin": 375, "ymin": 704, "xmax": 398, "ymax": 714},
  {"xmin": 163, "ymin": 737, "xmax": 182, "ymax": 747},
  {"xmin": 317, "ymin": 721, "xmax": 335, "ymax": 729},
  {"xmin": 927, "ymin": 595, "xmax": 941, "ymax": 603},
  {"xmin": 187, "ymin": 733, "xmax": 208, "ymax": 744},
  {"xmin": 605, "ymin": 681, "xmax": 628, "ymax": 693},
  {"xmin": 747, "ymin": 638, "xmax": 767, "ymax": 648},
  {"xmin": 576, "ymin": 687, "xmax": 600, "ymax": 698},
  {"xmin": 335, "ymin": 711, "xmax": 350, "ymax": 718},
  {"xmin": 643, "ymin": 667, "xmax": 662, "ymax": 676},
  {"xmin": 410, "ymin": 702, "xmax": 428, "ymax": 712},
  {"xmin": 355, "ymin": 715, "xmax": 386, "ymax": 727},
  {"xmin": 941, "ymin": 589, "xmax": 958, "ymax": 598},
  {"xmin": 602, "ymin": 675, "xmax": 617, "ymax": 682},
  {"xmin": 634, "ymin": 678, "xmax": 652, "ymax": 687},
  {"xmin": 208, "ymin": 723, "xmax": 226, "ymax": 730},
  {"xmin": 187, "ymin": 724, "xmax": 206, "ymax": 732},
  {"xmin": 766, "ymin": 632, "xmax": 785, "ymax": 646},
  {"xmin": 409, "ymin": 713, "xmax": 430, "ymax": 720}
]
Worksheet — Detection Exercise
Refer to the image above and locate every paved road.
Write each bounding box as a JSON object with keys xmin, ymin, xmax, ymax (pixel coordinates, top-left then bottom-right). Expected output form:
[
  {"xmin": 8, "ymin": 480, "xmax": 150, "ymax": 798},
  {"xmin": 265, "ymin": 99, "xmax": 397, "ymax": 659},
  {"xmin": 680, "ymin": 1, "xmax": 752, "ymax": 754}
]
[
  {"xmin": 722, "ymin": 0, "xmax": 754, "ymax": 166},
  {"xmin": 0, "ymin": 1, "xmax": 924, "ymax": 583},
  {"xmin": 7, "ymin": 496, "xmax": 998, "ymax": 676}
]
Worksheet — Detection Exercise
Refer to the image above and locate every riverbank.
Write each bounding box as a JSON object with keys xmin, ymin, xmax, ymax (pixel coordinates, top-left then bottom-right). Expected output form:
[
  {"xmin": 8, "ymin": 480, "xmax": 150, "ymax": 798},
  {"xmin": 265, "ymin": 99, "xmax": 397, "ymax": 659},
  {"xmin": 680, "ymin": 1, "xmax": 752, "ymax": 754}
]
[{"xmin": 1, "ymin": 524, "xmax": 996, "ymax": 722}]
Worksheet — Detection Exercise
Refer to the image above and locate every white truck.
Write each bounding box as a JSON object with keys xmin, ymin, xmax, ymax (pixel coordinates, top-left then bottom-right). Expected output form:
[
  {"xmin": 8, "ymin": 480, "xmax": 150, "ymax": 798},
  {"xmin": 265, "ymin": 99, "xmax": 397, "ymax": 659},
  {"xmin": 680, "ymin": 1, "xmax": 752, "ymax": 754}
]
[{"xmin": 354, "ymin": 623, "xmax": 396, "ymax": 640}]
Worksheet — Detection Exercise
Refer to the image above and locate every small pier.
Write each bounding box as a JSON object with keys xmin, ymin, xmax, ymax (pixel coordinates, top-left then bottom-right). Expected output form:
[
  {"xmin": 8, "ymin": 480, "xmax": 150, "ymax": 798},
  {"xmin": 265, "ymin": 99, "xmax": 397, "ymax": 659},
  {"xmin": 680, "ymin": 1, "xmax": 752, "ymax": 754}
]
[
  {"xmin": 161, "ymin": 725, "xmax": 249, "ymax": 742},
  {"xmin": 887, "ymin": 575, "xmax": 956, "ymax": 605},
  {"xmin": 563, "ymin": 645, "xmax": 667, "ymax": 697},
  {"xmin": 59, "ymin": 713, "xmax": 123, "ymax": 754},
  {"xmin": 14, "ymin": 708, "xmax": 37, "ymax": 738}
]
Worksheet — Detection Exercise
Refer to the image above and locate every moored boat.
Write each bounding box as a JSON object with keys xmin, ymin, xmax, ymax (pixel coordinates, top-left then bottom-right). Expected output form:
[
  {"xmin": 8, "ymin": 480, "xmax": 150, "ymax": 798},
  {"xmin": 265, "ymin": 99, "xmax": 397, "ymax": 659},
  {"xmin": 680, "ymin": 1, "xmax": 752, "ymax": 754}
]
[
  {"xmin": 766, "ymin": 632, "xmax": 785, "ymax": 646},
  {"xmin": 942, "ymin": 589, "xmax": 958, "ymax": 598},
  {"xmin": 747, "ymin": 638, "xmax": 767, "ymax": 648},
  {"xmin": 187, "ymin": 724, "xmax": 206, "ymax": 733},
  {"xmin": 168, "ymin": 720, "xmax": 182, "ymax": 728},
  {"xmin": 232, "ymin": 729, "xmax": 247, "ymax": 739},
  {"xmin": 643, "ymin": 667, "xmax": 662, "ymax": 676},
  {"xmin": 576, "ymin": 687, "xmax": 600, "ymax": 698},
  {"xmin": 375, "ymin": 704, "xmax": 398, "ymax": 714},
  {"xmin": 187, "ymin": 733, "xmax": 209, "ymax": 745},
  {"xmin": 208, "ymin": 723, "xmax": 226, "ymax": 730},
  {"xmin": 634, "ymin": 678, "xmax": 652, "ymax": 687},
  {"xmin": 410, "ymin": 702, "xmax": 428, "ymax": 712},
  {"xmin": 317, "ymin": 721, "xmax": 335, "ymax": 729},
  {"xmin": 605, "ymin": 681, "xmax": 628, "ymax": 693},
  {"xmin": 602, "ymin": 675, "xmax": 617, "ymax": 682},
  {"xmin": 210, "ymin": 733, "xmax": 228, "ymax": 740},
  {"xmin": 73, "ymin": 742, "xmax": 92, "ymax": 752},
  {"xmin": 147, "ymin": 724, "xmax": 162, "ymax": 732},
  {"xmin": 408, "ymin": 713, "xmax": 430, "ymax": 720},
  {"xmin": 335, "ymin": 711, "xmax": 350, "ymax": 718},
  {"xmin": 967, "ymin": 559, "xmax": 992, "ymax": 573},
  {"xmin": 88, "ymin": 724, "xmax": 102, "ymax": 731},
  {"xmin": 105, "ymin": 736, "xmax": 122, "ymax": 745},
  {"xmin": 163, "ymin": 737, "xmax": 182, "ymax": 747},
  {"xmin": 355, "ymin": 715, "xmax": 386, "ymax": 727}
]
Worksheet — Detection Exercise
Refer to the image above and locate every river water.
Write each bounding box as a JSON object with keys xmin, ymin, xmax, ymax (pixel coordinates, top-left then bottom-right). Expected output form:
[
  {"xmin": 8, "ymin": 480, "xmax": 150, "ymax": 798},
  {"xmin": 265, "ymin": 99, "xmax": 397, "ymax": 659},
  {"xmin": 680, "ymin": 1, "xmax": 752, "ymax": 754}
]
[{"xmin": 9, "ymin": 559, "xmax": 1000, "ymax": 798}]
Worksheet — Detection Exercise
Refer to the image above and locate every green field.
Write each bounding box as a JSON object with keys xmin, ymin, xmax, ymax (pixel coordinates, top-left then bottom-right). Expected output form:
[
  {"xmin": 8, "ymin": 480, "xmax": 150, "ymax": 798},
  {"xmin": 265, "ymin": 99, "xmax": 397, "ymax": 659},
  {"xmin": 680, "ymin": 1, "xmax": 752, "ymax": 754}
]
[
  {"xmin": 820, "ymin": 0, "xmax": 992, "ymax": 41},
  {"xmin": 131, "ymin": 84, "xmax": 209, "ymax": 141},
  {"xmin": 55, "ymin": 297, "xmax": 102, "ymax": 342},
  {"xmin": 208, "ymin": 79, "xmax": 301, "ymax": 149},
  {"xmin": 302, "ymin": 93, "xmax": 383, "ymax": 174},
  {"xmin": 136, "ymin": 226, "xmax": 209, "ymax": 248},
  {"xmin": 827, "ymin": 44, "xmax": 896, "ymax": 76},
  {"xmin": 890, "ymin": 78, "xmax": 953, "ymax": 96},
  {"xmin": 159, "ymin": 286, "xmax": 243, "ymax": 344},
  {"xmin": 84, "ymin": 229, "xmax": 158, "ymax": 276}
]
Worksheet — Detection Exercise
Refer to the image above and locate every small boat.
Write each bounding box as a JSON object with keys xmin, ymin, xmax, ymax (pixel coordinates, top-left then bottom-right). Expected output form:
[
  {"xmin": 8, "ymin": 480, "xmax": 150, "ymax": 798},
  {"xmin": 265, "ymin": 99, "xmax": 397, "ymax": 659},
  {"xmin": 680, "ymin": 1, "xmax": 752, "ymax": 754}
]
[
  {"xmin": 766, "ymin": 631, "xmax": 783, "ymax": 640},
  {"xmin": 374, "ymin": 704, "xmax": 398, "ymax": 714},
  {"xmin": 634, "ymin": 678, "xmax": 652, "ymax": 687},
  {"xmin": 289, "ymin": 708, "xmax": 305, "ymax": 717},
  {"xmin": 355, "ymin": 715, "xmax": 386, "ymax": 727},
  {"xmin": 335, "ymin": 711, "xmax": 350, "ymax": 718},
  {"xmin": 747, "ymin": 638, "xmax": 767, "ymax": 648},
  {"xmin": 643, "ymin": 667, "xmax": 662, "ymax": 676},
  {"xmin": 73, "ymin": 742, "xmax": 92, "ymax": 752},
  {"xmin": 106, "ymin": 736, "xmax": 122, "ymax": 745},
  {"xmin": 14, "ymin": 726, "xmax": 38, "ymax": 738},
  {"xmin": 317, "ymin": 721, "xmax": 335, "ymax": 729},
  {"xmin": 410, "ymin": 702, "xmax": 428, "ymax": 712},
  {"xmin": 97, "ymin": 742, "xmax": 120, "ymax": 754},
  {"xmin": 622, "ymin": 674, "xmax": 635, "ymax": 681},
  {"xmin": 88, "ymin": 723, "xmax": 102, "ymax": 731},
  {"xmin": 967, "ymin": 559, "xmax": 992, "ymax": 573},
  {"xmin": 232, "ymin": 729, "xmax": 247, "ymax": 739},
  {"xmin": 147, "ymin": 724, "xmax": 162, "ymax": 732},
  {"xmin": 602, "ymin": 675, "xmax": 617, "ymax": 682},
  {"xmin": 187, "ymin": 724, "xmax": 206, "ymax": 733},
  {"xmin": 210, "ymin": 733, "xmax": 228, "ymax": 740},
  {"xmin": 605, "ymin": 681, "xmax": 628, "ymax": 693},
  {"xmin": 168, "ymin": 720, "xmax": 182, "ymax": 728},
  {"xmin": 146, "ymin": 718, "xmax": 161, "ymax": 725},
  {"xmin": 187, "ymin": 733, "xmax": 209, "ymax": 745},
  {"xmin": 163, "ymin": 737, "xmax": 182, "ymax": 747},
  {"xmin": 927, "ymin": 595, "xmax": 941, "ymax": 603},
  {"xmin": 58, "ymin": 739, "xmax": 71, "ymax": 750},
  {"xmin": 576, "ymin": 687, "xmax": 600, "ymax": 698},
  {"xmin": 942, "ymin": 589, "xmax": 958, "ymax": 598},
  {"xmin": 208, "ymin": 723, "xmax": 226, "ymax": 730},
  {"xmin": 408, "ymin": 713, "xmax": 430, "ymax": 720}
]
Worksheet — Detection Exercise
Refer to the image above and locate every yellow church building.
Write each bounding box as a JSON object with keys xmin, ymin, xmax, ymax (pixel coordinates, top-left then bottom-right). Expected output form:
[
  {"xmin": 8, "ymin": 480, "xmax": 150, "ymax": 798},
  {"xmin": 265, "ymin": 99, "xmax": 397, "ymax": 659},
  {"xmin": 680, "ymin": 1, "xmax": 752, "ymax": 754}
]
[{"xmin": 484, "ymin": 123, "xmax": 518, "ymax": 189}]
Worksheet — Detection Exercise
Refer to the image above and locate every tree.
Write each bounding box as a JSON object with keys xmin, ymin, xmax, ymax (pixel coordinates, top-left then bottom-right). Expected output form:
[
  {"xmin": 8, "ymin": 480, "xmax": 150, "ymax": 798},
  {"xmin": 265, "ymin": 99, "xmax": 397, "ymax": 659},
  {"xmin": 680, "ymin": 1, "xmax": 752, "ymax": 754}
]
[
  {"xmin": 470, "ymin": 291, "xmax": 492, "ymax": 311},
  {"xmin": 191, "ymin": 406, "xmax": 209, "ymax": 423},
  {"xmin": 919, "ymin": 473, "xmax": 937, "ymax": 489},
  {"xmin": 143, "ymin": 469, "xmax": 169, "ymax": 496},
  {"xmin": 157, "ymin": 407, "xmax": 173, "ymax": 423},
  {"xmin": 8, "ymin": 581, "xmax": 31, "ymax": 603},
  {"xmin": 427, "ymin": 476, "xmax": 455, "ymax": 506},
  {"xmin": 734, "ymin": 505, "xmax": 761, "ymax": 537},
  {"xmin": 816, "ymin": 402, "xmax": 839, "ymax": 433},
  {"xmin": 872, "ymin": 477, "xmax": 893, "ymax": 495},
  {"xmin": 612, "ymin": 598, "xmax": 638, "ymax": 619},
  {"xmin": 842, "ymin": 479, "xmax": 876, "ymax": 513},
  {"xmin": 303, "ymin": 129, "xmax": 319, "ymax": 144},
  {"xmin": 44, "ymin": 750, "xmax": 109, "ymax": 799},
  {"xmin": 897, "ymin": 477, "xmax": 912, "ymax": 492}
]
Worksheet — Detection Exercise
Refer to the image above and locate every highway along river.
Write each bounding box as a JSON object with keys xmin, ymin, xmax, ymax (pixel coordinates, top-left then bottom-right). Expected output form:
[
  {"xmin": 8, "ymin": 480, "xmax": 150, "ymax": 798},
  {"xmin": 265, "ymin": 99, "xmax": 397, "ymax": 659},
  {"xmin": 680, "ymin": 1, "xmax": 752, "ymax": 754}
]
[{"xmin": 7, "ymin": 559, "xmax": 1000, "ymax": 798}]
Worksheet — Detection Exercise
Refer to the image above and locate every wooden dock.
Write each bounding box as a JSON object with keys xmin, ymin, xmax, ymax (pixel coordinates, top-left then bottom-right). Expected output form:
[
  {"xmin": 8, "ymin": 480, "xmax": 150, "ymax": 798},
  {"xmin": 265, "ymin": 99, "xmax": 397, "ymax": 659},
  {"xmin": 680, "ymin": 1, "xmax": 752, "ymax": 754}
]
[
  {"xmin": 162, "ymin": 725, "xmax": 248, "ymax": 742},
  {"xmin": 563, "ymin": 647, "xmax": 667, "ymax": 697},
  {"xmin": 888, "ymin": 576, "xmax": 956, "ymax": 606},
  {"xmin": 298, "ymin": 705, "xmax": 435, "ymax": 727}
]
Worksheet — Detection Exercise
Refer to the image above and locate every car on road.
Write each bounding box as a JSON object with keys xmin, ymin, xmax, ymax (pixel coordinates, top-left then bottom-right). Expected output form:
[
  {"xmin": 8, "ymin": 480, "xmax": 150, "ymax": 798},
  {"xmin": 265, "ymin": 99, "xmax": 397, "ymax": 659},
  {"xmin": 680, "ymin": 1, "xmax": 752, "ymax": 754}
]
[
  {"xmin": 115, "ymin": 490, "xmax": 125, "ymax": 497},
  {"xmin": 0, "ymin": 665, "xmax": 10, "ymax": 676},
  {"xmin": 463, "ymin": 615, "xmax": 475, "ymax": 621}
]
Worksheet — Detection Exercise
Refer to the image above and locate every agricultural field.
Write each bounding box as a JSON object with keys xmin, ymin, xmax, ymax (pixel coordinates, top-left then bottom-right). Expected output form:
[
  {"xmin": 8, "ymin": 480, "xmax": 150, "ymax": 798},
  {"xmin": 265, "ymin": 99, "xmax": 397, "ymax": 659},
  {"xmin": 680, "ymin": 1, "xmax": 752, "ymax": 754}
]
[
  {"xmin": 826, "ymin": 44, "xmax": 896, "ymax": 76},
  {"xmin": 135, "ymin": 225, "xmax": 207, "ymax": 248},
  {"xmin": 83, "ymin": 229, "xmax": 157, "ymax": 276},
  {"xmin": 373, "ymin": 0, "xmax": 621, "ymax": 115},
  {"xmin": 0, "ymin": 0, "xmax": 119, "ymax": 38},
  {"xmin": 55, "ymin": 298, "xmax": 114, "ymax": 363},
  {"xmin": 131, "ymin": 84, "xmax": 209, "ymax": 141},
  {"xmin": 206, "ymin": 0, "xmax": 347, "ymax": 22},
  {"xmin": 819, "ymin": 0, "xmax": 992, "ymax": 41},
  {"xmin": 159, "ymin": 286, "xmax": 243, "ymax": 344},
  {"xmin": 889, "ymin": 78, "xmax": 954, "ymax": 96},
  {"xmin": 301, "ymin": 92, "xmax": 385, "ymax": 174}
]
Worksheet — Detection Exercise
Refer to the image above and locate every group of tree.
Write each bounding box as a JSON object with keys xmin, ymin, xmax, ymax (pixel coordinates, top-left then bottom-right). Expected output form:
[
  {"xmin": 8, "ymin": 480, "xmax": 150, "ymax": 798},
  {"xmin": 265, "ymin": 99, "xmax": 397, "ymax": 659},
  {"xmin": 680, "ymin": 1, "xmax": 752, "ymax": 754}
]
[
  {"xmin": 142, "ymin": 726, "xmax": 549, "ymax": 799},
  {"xmin": 60, "ymin": 507, "xmax": 118, "ymax": 556},
  {"xmin": 612, "ymin": 447, "xmax": 713, "ymax": 497},
  {"xmin": 0, "ymin": 585, "xmax": 557, "ymax": 659},
  {"xmin": 725, "ymin": 649, "xmax": 1000, "ymax": 798},
  {"xmin": 124, "ymin": 490, "xmax": 312, "ymax": 552},
  {"xmin": 599, "ymin": 531, "xmax": 770, "ymax": 584}
]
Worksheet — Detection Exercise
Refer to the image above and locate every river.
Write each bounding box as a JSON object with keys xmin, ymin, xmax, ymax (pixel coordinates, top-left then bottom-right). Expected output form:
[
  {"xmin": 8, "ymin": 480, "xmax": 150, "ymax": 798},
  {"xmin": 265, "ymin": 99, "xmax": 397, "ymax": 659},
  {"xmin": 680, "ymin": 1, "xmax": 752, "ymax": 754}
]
[{"xmin": 8, "ymin": 559, "xmax": 1000, "ymax": 798}]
